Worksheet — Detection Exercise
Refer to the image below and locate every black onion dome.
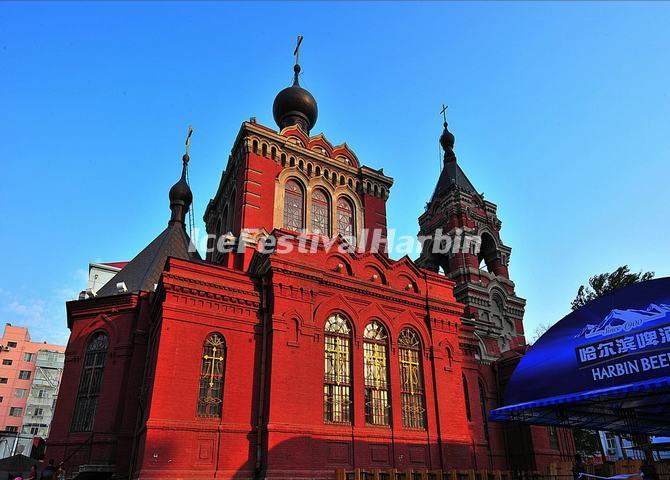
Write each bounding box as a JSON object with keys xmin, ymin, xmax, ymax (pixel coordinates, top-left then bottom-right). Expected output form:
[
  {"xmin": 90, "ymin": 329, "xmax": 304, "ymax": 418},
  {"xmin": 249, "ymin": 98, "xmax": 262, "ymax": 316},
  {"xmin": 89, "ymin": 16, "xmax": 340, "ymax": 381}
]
[
  {"xmin": 169, "ymin": 154, "xmax": 193, "ymax": 225},
  {"xmin": 440, "ymin": 122, "xmax": 455, "ymax": 152},
  {"xmin": 273, "ymin": 65, "xmax": 318, "ymax": 133}
]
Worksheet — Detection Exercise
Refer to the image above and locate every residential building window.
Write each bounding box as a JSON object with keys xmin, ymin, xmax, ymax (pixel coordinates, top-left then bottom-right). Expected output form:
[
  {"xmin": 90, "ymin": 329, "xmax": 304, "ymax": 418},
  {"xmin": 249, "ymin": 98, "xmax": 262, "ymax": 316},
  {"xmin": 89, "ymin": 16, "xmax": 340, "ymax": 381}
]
[
  {"xmin": 463, "ymin": 374, "xmax": 472, "ymax": 421},
  {"xmin": 2, "ymin": 359, "xmax": 12, "ymax": 366},
  {"xmin": 14, "ymin": 389, "xmax": 26, "ymax": 398},
  {"xmin": 5, "ymin": 426, "xmax": 18, "ymax": 433},
  {"xmin": 34, "ymin": 408, "xmax": 44, "ymax": 417},
  {"xmin": 0, "ymin": 378, "xmax": 7, "ymax": 384},
  {"xmin": 197, "ymin": 333, "xmax": 226, "ymax": 418},
  {"xmin": 311, "ymin": 188, "xmax": 330, "ymax": 235},
  {"xmin": 30, "ymin": 427, "xmax": 39, "ymax": 435},
  {"xmin": 71, "ymin": 332, "xmax": 109, "ymax": 432},
  {"xmin": 9, "ymin": 407, "xmax": 23, "ymax": 417},
  {"xmin": 37, "ymin": 389, "xmax": 45, "ymax": 399},
  {"xmin": 336, "ymin": 197, "xmax": 354, "ymax": 238},
  {"xmin": 283, "ymin": 179, "xmax": 304, "ymax": 232},
  {"xmin": 7, "ymin": 342, "xmax": 17, "ymax": 348},
  {"xmin": 23, "ymin": 353, "xmax": 34, "ymax": 362},
  {"xmin": 323, "ymin": 314, "xmax": 352, "ymax": 423},
  {"xmin": 363, "ymin": 321, "xmax": 390, "ymax": 426},
  {"xmin": 399, "ymin": 328, "xmax": 426, "ymax": 429},
  {"xmin": 0, "ymin": 396, "xmax": 3, "ymax": 402},
  {"xmin": 18, "ymin": 370, "xmax": 31, "ymax": 380}
]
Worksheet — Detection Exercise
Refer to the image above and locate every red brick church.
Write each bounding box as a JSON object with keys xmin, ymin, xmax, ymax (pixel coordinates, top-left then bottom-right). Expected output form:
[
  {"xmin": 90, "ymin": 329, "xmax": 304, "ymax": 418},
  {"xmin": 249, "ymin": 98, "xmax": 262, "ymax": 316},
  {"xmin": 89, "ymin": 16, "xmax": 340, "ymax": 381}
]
[{"xmin": 48, "ymin": 48, "xmax": 573, "ymax": 479}]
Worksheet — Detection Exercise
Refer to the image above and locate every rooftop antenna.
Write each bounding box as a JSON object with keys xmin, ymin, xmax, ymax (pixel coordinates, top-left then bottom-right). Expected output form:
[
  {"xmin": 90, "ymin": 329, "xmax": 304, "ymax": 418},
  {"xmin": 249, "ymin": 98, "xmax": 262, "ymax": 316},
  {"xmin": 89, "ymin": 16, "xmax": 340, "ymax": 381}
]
[{"xmin": 184, "ymin": 125, "xmax": 195, "ymax": 239}]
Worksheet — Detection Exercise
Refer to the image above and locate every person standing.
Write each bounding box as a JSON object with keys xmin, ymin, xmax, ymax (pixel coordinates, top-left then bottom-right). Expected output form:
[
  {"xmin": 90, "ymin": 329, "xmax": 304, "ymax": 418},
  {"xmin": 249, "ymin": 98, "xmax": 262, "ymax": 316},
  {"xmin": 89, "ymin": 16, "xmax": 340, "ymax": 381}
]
[{"xmin": 40, "ymin": 459, "xmax": 57, "ymax": 480}]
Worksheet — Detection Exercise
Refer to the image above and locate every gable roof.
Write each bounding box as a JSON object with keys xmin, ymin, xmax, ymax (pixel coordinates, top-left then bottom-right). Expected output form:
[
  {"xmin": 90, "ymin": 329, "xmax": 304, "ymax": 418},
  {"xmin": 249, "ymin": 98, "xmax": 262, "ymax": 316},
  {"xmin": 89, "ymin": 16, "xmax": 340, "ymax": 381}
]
[{"xmin": 96, "ymin": 223, "xmax": 201, "ymax": 297}]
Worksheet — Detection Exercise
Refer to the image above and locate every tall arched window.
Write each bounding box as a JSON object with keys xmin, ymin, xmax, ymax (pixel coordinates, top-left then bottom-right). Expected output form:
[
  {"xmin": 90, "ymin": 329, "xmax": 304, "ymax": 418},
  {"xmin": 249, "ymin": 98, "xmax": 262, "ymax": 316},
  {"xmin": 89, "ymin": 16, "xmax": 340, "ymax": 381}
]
[
  {"xmin": 198, "ymin": 333, "xmax": 226, "ymax": 418},
  {"xmin": 311, "ymin": 189, "xmax": 330, "ymax": 236},
  {"xmin": 324, "ymin": 314, "xmax": 352, "ymax": 423},
  {"xmin": 71, "ymin": 332, "xmax": 109, "ymax": 432},
  {"xmin": 336, "ymin": 197, "xmax": 354, "ymax": 238},
  {"xmin": 479, "ymin": 380, "xmax": 489, "ymax": 442},
  {"xmin": 398, "ymin": 329, "xmax": 426, "ymax": 429},
  {"xmin": 363, "ymin": 321, "xmax": 390, "ymax": 425},
  {"xmin": 283, "ymin": 179, "xmax": 304, "ymax": 231},
  {"xmin": 462, "ymin": 374, "xmax": 472, "ymax": 421}
]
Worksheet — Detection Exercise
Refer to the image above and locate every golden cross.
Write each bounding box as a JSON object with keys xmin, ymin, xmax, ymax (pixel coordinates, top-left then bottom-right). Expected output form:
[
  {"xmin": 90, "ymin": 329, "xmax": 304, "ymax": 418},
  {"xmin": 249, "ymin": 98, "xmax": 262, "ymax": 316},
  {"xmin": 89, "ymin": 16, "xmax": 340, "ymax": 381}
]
[
  {"xmin": 185, "ymin": 125, "xmax": 194, "ymax": 156},
  {"xmin": 293, "ymin": 35, "xmax": 304, "ymax": 66},
  {"xmin": 203, "ymin": 345, "xmax": 225, "ymax": 388},
  {"xmin": 440, "ymin": 104, "xmax": 448, "ymax": 124}
]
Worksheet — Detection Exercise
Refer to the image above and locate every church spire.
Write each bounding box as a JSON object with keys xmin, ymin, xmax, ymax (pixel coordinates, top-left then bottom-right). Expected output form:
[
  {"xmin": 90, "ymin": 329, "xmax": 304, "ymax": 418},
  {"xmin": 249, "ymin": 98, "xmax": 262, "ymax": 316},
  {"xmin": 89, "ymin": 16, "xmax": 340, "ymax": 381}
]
[
  {"xmin": 439, "ymin": 104, "xmax": 456, "ymax": 163},
  {"xmin": 168, "ymin": 128, "xmax": 194, "ymax": 227}
]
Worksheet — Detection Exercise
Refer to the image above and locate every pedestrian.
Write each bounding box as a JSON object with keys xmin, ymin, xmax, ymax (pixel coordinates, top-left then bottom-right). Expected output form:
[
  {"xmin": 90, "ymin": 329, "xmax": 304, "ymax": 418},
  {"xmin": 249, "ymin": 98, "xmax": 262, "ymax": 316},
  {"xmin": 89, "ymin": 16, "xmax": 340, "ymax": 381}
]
[
  {"xmin": 27, "ymin": 465, "xmax": 38, "ymax": 480},
  {"xmin": 56, "ymin": 463, "xmax": 66, "ymax": 480},
  {"xmin": 572, "ymin": 454, "xmax": 586, "ymax": 480},
  {"xmin": 40, "ymin": 459, "xmax": 57, "ymax": 480}
]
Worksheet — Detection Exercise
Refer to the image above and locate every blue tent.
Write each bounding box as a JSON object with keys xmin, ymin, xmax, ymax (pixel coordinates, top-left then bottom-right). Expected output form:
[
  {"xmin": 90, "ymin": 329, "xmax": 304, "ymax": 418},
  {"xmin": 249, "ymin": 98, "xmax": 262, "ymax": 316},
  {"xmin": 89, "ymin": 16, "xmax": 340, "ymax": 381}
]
[{"xmin": 490, "ymin": 278, "xmax": 670, "ymax": 435}]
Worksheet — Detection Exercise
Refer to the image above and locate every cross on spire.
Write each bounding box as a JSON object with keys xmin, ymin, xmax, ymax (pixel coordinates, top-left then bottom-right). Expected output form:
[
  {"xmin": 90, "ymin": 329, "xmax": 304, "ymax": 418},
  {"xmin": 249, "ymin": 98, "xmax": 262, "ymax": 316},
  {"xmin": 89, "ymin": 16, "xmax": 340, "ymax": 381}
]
[
  {"xmin": 293, "ymin": 35, "xmax": 304, "ymax": 67},
  {"xmin": 184, "ymin": 125, "xmax": 194, "ymax": 160},
  {"xmin": 440, "ymin": 104, "xmax": 448, "ymax": 124}
]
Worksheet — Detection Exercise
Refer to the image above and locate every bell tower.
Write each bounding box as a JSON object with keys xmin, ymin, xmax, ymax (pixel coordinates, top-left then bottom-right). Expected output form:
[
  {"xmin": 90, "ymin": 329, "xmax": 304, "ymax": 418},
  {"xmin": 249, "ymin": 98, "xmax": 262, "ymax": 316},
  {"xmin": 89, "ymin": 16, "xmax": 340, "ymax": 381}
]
[{"xmin": 417, "ymin": 112, "xmax": 526, "ymax": 358}]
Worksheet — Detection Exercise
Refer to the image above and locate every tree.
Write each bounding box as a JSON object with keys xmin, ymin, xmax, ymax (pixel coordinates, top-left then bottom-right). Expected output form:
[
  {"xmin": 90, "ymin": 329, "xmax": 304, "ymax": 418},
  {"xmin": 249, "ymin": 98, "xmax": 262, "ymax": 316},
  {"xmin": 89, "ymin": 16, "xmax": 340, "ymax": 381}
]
[
  {"xmin": 571, "ymin": 265, "xmax": 654, "ymax": 311},
  {"xmin": 570, "ymin": 265, "xmax": 654, "ymax": 459}
]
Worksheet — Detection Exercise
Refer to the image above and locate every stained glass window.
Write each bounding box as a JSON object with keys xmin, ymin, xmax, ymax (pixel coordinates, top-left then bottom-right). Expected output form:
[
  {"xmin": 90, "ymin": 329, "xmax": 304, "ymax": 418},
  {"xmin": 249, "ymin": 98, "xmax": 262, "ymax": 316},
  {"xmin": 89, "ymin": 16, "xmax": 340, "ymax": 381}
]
[
  {"xmin": 71, "ymin": 332, "xmax": 108, "ymax": 432},
  {"xmin": 311, "ymin": 189, "xmax": 330, "ymax": 236},
  {"xmin": 283, "ymin": 180, "xmax": 304, "ymax": 232},
  {"xmin": 364, "ymin": 321, "xmax": 390, "ymax": 426},
  {"xmin": 198, "ymin": 333, "xmax": 226, "ymax": 418},
  {"xmin": 398, "ymin": 328, "xmax": 426, "ymax": 429},
  {"xmin": 324, "ymin": 314, "xmax": 351, "ymax": 423},
  {"xmin": 336, "ymin": 197, "xmax": 354, "ymax": 239}
]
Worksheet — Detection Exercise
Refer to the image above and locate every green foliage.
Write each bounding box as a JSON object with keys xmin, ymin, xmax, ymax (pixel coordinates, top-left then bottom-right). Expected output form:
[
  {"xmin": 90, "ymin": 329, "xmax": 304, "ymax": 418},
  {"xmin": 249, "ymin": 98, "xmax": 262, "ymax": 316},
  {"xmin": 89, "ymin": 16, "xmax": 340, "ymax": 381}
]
[
  {"xmin": 571, "ymin": 265, "xmax": 654, "ymax": 311},
  {"xmin": 573, "ymin": 429, "xmax": 603, "ymax": 457}
]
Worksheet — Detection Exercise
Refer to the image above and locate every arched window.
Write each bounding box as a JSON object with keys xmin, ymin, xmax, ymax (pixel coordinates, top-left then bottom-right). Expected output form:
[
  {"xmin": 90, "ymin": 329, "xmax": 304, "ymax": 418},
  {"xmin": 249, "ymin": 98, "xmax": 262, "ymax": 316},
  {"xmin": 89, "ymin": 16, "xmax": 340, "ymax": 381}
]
[
  {"xmin": 197, "ymin": 333, "xmax": 226, "ymax": 418},
  {"xmin": 398, "ymin": 329, "xmax": 426, "ymax": 429},
  {"xmin": 479, "ymin": 380, "xmax": 489, "ymax": 442},
  {"xmin": 462, "ymin": 374, "xmax": 472, "ymax": 421},
  {"xmin": 311, "ymin": 189, "xmax": 330, "ymax": 236},
  {"xmin": 71, "ymin": 332, "xmax": 109, "ymax": 432},
  {"xmin": 336, "ymin": 197, "xmax": 354, "ymax": 238},
  {"xmin": 324, "ymin": 314, "xmax": 352, "ymax": 423},
  {"xmin": 364, "ymin": 321, "xmax": 390, "ymax": 425},
  {"xmin": 283, "ymin": 179, "xmax": 304, "ymax": 232}
]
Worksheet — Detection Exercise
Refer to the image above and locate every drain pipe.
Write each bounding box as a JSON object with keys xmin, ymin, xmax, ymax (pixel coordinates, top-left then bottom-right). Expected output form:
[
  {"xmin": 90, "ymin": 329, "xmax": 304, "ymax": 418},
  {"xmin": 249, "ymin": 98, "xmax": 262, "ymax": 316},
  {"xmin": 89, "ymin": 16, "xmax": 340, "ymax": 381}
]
[{"xmin": 255, "ymin": 274, "xmax": 271, "ymax": 478}]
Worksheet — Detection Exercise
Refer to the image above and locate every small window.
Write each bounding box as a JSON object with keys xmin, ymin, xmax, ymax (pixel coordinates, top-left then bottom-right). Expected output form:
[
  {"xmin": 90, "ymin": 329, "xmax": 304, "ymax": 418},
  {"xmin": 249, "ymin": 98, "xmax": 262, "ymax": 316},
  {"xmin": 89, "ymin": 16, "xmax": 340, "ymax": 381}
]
[
  {"xmin": 34, "ymin": 408, "xmax": 44, "ymax": 416},
  {"xmin": 0, "ymin": 378, "xmax": 8, "ymax": 384},
  {"xmin": 2, "ymin": 359, "xmax": 12, "ymax": 366},
  {"xmin": 30, "ymin": 427, "xmax": 39, "ymax": 435},
  {"xmin": 37, "ymin": 389, "xmax": 45, "ymax": 399},
  {"xmin": 5, "ymin": 426, "xmax": 18, "ymax": 432},
  {"xmin": 0, "ymin": 396, "xmax": 4, "ymax": 402},
  {"xmin": 14, "ymin": 389, "xmax": 26, "ymax": 398},
  {"xmin": 283, "ymin": 179, "xmax": 305, "ymax": 232},
  {"xmin": 336, "ymin": 197, "xmax": 355, "ymax": 238},
  {"xmin": 18, "ymin": 370, "xmax": 31, "ymax": 380},
  {"xmin": 7, "ymin": 342, "xmax": 17, "ymax": 348},
  {"xmin": 23, "ymin": 353, "xmax": 34, "ymax": 362},
  {"xmin": 9, "ymin": 407, "xmax": 23, "ymax": 417}
]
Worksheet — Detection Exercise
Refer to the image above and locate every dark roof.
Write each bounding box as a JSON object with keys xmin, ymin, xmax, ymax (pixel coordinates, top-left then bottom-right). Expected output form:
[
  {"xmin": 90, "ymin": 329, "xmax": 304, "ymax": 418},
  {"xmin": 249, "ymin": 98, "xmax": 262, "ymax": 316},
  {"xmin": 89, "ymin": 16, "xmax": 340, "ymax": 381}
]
[
  {"xmin": 97, "ymin": 223, "xmax": 201, "ymax": 297},
  {"xmin": 431, "ymin": 161, "xmax": 477, "ymax": 201}
]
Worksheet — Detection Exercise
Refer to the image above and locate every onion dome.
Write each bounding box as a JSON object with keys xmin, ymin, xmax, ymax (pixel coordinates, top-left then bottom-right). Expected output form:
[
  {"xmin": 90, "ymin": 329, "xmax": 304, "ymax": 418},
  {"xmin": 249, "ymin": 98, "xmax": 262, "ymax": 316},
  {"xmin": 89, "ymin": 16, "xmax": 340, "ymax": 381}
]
[
  {"xmin": 273, "ymin": 64, "xmax": 318, "ymax": 134},
  {"xmin": 440, "ymin": 121, "xmax": 456, "ymax": 163},
  {"xmin": 169, "ymin": 154, "xmax": 193, "ymax": 226}
]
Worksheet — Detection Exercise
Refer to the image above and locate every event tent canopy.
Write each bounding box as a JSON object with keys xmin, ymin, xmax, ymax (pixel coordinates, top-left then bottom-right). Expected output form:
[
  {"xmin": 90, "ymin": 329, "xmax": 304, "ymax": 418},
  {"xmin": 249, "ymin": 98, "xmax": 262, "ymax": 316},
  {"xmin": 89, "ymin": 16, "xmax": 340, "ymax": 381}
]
[{"xmin": 490, "ymin": 278, "xmax": 670, "ymax": 436}]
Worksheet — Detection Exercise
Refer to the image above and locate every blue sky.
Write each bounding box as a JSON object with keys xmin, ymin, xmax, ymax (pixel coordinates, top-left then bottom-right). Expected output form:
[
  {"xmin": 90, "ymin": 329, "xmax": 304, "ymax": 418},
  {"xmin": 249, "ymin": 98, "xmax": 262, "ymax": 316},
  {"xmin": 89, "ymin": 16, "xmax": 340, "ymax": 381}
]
[{"xmin": 1, "ymin": 2, "xmax": 669, "ymax": 345}]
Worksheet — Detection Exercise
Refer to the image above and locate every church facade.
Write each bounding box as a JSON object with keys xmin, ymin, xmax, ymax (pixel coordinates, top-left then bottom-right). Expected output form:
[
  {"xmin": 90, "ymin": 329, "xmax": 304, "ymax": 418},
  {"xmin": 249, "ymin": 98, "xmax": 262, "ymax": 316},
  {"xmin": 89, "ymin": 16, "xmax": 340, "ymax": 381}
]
[{"xmin": 47, "ymin": 53, "xmax": 572, "ymax": 479}]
